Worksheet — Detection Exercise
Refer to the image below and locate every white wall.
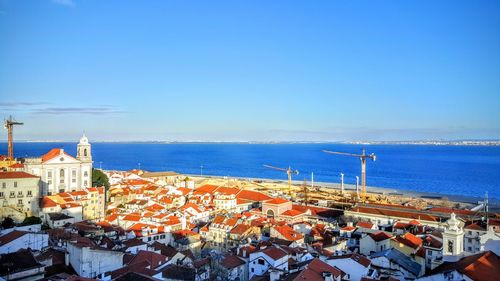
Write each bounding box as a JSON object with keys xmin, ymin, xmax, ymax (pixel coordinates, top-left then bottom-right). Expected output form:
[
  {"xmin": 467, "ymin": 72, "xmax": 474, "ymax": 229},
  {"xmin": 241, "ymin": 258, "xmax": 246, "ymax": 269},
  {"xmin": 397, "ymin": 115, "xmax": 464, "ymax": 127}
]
[{"xmin": 0, "ymin": 233, "xmax": 49, "ymax": 254}]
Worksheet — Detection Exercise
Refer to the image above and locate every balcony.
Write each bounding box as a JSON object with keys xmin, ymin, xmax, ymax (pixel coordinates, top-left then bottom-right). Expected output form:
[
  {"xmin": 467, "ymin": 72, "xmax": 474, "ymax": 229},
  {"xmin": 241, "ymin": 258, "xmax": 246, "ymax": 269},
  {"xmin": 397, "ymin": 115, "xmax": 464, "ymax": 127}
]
[
  {"xmin": 9, "ymin": 194, "xmax": 15, "ymax": 198},
  {"xmin": 17, "ymin": 194, "xmax": 24, "ymax": 198}
]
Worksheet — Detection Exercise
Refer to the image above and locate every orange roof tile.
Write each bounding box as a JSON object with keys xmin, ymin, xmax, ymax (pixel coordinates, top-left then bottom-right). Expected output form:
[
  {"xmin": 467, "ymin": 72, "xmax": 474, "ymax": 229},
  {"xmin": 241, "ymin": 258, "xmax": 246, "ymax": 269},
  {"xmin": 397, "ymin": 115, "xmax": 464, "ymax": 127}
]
[
  {"xmin": 0, "ymin": 171, "xmax": 39, "ymax": 179},
  {"xmin": 41, "ymin": 148, "xmax": 75, "ymax": 162},
  {"xmin": 265, "ymin": 198, "xmax": 290, "ymax": 205}
]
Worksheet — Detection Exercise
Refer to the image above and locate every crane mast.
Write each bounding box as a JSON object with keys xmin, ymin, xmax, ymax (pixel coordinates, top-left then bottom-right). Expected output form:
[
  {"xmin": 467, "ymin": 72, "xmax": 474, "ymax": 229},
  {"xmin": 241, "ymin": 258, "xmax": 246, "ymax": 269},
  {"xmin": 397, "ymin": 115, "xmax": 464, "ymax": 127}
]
[
  {"xmin": 322, "ymin": 149, "xmax": 376, "ymax": 199},
  {"xmin": 263, "ymin": 164, "xmax": 299, "ymax": 197},
  {"xmin": 4, "ymin": 116, "xmax": 23, "ymax": 161}
]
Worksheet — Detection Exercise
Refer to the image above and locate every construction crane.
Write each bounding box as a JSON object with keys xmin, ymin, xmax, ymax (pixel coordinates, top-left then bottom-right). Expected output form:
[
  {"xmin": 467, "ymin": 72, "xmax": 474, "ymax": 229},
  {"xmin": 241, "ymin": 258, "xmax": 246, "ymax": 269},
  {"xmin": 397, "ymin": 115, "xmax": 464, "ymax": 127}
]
[
  {"xmin": 4, "ymin": 116, "xmax": 23, "ymax": 161},
  {"xmin": 263, "ymin": 164, "xmax": 299, "ymax": 197},
  {"xmin": 322, "ymin": 149, "xmax": 376, "ymax": 199}
]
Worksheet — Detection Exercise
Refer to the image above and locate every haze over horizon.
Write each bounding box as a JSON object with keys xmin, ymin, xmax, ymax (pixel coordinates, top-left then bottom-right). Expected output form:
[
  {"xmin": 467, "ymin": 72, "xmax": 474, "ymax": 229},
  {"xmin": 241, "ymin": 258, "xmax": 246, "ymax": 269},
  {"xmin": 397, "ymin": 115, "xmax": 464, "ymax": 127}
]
[{"xmin": 1, "ymin": 0, "xmax": 499, "ymax": 142}]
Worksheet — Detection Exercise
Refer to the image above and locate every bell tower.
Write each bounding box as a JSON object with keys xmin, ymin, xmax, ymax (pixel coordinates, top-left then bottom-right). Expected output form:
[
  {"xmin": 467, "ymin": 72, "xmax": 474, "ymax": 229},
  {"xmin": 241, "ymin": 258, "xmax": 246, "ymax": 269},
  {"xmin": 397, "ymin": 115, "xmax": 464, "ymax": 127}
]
[
  {"xmin": 77, "ymin": 134, "xmax": 92, "ymax": 163},
  {"xmin": 443, "ymin": 213, "xmax": 464, "ymax": 261}
]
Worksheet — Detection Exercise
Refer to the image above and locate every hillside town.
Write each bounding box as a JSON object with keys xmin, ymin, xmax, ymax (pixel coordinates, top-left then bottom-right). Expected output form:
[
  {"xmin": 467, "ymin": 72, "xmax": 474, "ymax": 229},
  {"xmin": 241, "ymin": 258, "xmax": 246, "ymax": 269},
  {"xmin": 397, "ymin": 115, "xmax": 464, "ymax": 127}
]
[{"xmin": 1, "ymin": 136, "xmax": 500, "ymax": 281}]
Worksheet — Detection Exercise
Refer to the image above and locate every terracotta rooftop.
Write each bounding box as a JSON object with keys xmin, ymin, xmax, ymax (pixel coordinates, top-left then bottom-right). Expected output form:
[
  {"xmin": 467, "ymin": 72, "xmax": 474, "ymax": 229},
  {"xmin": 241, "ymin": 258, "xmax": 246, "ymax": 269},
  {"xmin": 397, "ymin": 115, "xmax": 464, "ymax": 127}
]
[
  {"xmin": 352, "ymin": 206, "xmax": 438, "ymax": 222},
  {"xmin": 369, "ymin": 231, "xmax": 393, "ymax": 242},
  {"xmin": 236, "ymin": 190, "xmax": 272, "ymax": 202},
  {"xmin": 265, "ymin": 198, "xmax": 290, "ymax": 205},
  {"xmin": 41, "ymin": 148, "xmax": 70, "ymax": 162},
  {"xmin": 0, "ymin": 171, "xmax": 39, "ymax": 179},
  {"xmin": 221, "ymin": 254, "xmax": 246, "ymax": 269},
  {"xmin": 262, "ymin": 246, "xmax": 288, "ymax": 260},
  {"xmin": 430, "ymin": 251, "xmax": 500, "ymax": 281},
  {"xmin": 0, "ymin": 230, "xmax": 28, "ymax": 246}
]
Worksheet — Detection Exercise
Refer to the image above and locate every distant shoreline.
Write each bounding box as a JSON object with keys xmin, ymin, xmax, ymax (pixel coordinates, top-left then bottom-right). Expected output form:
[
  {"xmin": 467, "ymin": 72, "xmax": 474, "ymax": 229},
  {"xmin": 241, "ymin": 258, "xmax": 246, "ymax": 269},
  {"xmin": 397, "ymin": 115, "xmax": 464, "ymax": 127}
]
[{"xmin": 4, "ymin": 140, "xmax": 500, "ymax": 146}]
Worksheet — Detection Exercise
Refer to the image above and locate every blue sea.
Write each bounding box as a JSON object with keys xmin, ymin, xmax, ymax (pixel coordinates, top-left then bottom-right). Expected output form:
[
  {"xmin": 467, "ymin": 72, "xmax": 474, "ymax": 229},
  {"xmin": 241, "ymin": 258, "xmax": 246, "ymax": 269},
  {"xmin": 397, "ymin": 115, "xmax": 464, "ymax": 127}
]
[{"xmin": 3, "ymin": 142, "xmax": 500, "ymax": 200}]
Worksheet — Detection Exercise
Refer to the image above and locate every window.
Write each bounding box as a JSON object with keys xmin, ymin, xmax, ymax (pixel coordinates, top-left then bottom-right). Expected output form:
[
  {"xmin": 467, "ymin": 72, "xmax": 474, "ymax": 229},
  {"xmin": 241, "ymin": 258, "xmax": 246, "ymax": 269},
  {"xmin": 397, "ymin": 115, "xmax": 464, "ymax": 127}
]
[
  {"xmin": 258, "ymin": 259, "xmax": 265, "ymax": 265},
  {"xmin": 10, "ymin": 191, "xmax": 15, "ymax": 197},
  {"xmin": 48, "ymin": 171, "xmax": 52, "ymax": 179},
  {"xmin": 60, "ymin": 169, "xmax": 65, "ymax": 183},
  {"xmin": 18, "ymin": 199, "xmax": 22, "ymax": 205},
  {"xmin": 18, "ymin": 191, "xmax": 22, "ymax": 196},
  {"xmin": 84, "ymin": 180, "xmax": 88, "ymax": 187},
  {"xmin": 14, "ymin": 181, "xmax": 17, "ymax": 187},
  {"xmin": 2, "ymin": 182, "xmax": 5, "ymax": 188},
  {"xmin": 0, "ymin": 192, "xmax": 4, "ymax": 198},
  {"xmin": 84, "ymin": 148, "xmax": 88, "ymax": 157},
  {"xmin": 448, "ymin": 240, "xmax": 454, "ymax": 253},
  {"xmin": 84, "ymin": 171, "xmax": 88, "ymax": 177},
  {"xmin": 27, "ymin": 191, "xmax": 32, "ymax": 197}
]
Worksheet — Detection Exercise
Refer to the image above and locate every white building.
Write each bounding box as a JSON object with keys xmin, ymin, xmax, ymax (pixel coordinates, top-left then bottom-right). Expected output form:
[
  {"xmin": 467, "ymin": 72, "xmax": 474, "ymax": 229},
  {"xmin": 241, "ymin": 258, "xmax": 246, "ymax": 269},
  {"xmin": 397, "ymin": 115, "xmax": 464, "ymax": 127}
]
[
  {"xmin": 67, "ymin": 238, "xmax": 124, "ymax": 278},
  {"xmin": 0, "ymin": 171, "xmax": 41, "ymax": 222},
  {"xmin": 0, "ymin": 230, "xmax": 48, "ymax": 254},
  {"xmin": 23, "ymin": 135, "xmax": 93, "ymax": 195},
  {"xmin": 248, "ymin": 246, "xmax": 289, "ymax": 280},
  {"xmin": 326, "ymin": 253, "xmax": 376, "ymax": 281}
]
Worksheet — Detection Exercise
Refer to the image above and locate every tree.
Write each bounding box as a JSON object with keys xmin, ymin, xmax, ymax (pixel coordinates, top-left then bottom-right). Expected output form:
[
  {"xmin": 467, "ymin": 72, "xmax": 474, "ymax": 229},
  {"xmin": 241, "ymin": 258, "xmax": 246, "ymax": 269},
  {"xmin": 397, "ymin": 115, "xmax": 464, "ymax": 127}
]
[
  {"xmin": 92, "ymin": 168, "xmax": 110, "ymax": 189},
  {"xmin": 1, "ymin": 217, "xmax": 15, "ymax": 229},
  {"xmin": 20, "ymin": 216, "xmax": 42, "ymax": 226}
]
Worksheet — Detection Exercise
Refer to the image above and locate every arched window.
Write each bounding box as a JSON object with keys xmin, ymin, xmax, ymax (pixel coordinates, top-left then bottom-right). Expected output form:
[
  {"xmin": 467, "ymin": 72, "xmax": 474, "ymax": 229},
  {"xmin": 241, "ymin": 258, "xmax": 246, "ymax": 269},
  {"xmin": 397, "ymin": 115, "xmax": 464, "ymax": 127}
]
[
  {"xmin": 60, "ymin": 169, "xmax": 65, "ymax": 183},
  {"xmin": 448, "ymin": 240, "xmax": 454, "ymax": 253},
  {"xmin": 266, "ymin": 209, "xmax": 275, "ymax": 218},
  {"xmin": 84, "ymin": 148, "xmax": 88, "ymax": 157}
]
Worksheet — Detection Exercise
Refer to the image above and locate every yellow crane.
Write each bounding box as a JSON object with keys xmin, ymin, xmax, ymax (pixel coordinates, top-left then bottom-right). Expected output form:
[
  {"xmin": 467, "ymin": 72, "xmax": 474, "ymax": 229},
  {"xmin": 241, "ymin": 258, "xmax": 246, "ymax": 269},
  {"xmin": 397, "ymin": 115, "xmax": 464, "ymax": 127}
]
[
  {"xmin": 322, "ymin": 149, "xmax": 376, "ymax": 199},
  {"xmin": 4, "ymin": 116, "xmax": 23, "ymax": 161},
  {"xmin": 263, "ymin": 164, "xmax": 299, "ymax": 197}
]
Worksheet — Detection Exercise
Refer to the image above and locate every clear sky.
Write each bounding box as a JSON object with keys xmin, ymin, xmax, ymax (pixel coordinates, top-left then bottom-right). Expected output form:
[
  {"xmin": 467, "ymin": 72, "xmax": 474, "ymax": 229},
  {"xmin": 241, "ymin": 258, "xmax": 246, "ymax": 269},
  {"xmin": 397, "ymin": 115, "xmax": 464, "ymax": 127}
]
[{"xmin": 1, "ymin": 0, "xmax": 499, "ymax": 142}]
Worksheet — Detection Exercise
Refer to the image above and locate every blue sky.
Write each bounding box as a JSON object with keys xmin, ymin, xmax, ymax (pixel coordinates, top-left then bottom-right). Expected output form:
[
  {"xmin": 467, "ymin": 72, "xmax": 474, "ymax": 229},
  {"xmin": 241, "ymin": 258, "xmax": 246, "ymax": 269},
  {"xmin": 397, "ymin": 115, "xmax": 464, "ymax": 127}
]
[{"xmin": 0, "ymin": 0, "xmax": 499, "ymax": 141}]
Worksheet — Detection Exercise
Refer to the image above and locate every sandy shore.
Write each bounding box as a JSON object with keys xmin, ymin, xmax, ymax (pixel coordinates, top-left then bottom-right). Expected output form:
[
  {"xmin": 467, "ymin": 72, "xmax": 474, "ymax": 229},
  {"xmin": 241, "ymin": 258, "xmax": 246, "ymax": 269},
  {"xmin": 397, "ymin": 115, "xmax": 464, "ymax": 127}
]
[{"xmin": 185, "ymin": 174, "xmax": 498, "ymax": 209}]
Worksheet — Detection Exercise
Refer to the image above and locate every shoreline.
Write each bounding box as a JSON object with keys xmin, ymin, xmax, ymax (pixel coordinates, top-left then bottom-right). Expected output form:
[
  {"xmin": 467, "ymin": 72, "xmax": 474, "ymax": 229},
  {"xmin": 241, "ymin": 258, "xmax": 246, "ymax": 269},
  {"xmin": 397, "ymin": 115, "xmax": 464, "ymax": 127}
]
[{"xmin": 184, "ymin": 173, "xmax": 498, "ymax": 207}]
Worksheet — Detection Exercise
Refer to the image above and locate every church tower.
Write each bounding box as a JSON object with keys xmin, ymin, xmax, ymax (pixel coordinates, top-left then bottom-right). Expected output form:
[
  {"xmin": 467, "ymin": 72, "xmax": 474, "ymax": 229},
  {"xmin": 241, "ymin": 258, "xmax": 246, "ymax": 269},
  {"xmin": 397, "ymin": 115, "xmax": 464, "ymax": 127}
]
[
  {"xmin": 77, "ymin": 134, "xmax": 92, "ymax": 163},
  {"xmin": 443, "ymin": 213, "xmax": 464, "ymax": 261}
]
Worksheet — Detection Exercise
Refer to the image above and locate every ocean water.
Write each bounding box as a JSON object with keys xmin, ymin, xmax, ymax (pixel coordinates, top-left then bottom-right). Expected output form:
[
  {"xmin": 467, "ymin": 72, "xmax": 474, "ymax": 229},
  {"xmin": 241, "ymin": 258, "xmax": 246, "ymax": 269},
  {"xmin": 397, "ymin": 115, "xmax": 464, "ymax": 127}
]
[{"xmin": 3, "ymin": 142, "xmax": 500, "ymax": 199}]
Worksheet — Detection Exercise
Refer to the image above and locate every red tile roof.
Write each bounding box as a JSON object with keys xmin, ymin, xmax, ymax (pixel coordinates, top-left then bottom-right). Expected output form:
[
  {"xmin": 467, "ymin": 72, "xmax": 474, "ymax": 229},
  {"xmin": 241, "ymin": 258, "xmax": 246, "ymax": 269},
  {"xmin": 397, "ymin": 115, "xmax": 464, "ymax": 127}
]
[
  {"xmin": 236, "ymin": 190, "xmax": 272, "ymax": 202},
  {"xmin": 194, "ymin": 184, "xmax": 219, "ymax": 194},
  {"xmin": 0, "ymin": 230, "xmax": 28, "ymax": 246},
  {"xmin": 273, "ymin": 225, "xmax": 304, "ymax": 241},
  {"xmin": 265, "ymin": 198, "xmax": 289, "ymax": 205},
  {"xmin": 41, "ymin": 148, "xmax": 75, "ymax": 162},
  {"xmin": 394, "ymin": 233, "xmax": 423, "ymax": 249},
  {"xmin": 230, "ymin": 224, "xmax": 251, "ymax": 235},
  {"xmin": 356, "ymin": 221, "xmax": 374, "ymax": 229},
  {"xmin": 370, "ymin": 231, "xmax": 392, "ymax": 242},
  {"xmin": 281, "ymin": 209, "xmax": 304, "ymax": 217},
  {"xmin": 8, "ymin": 163, "xmax": 24, "ymax": 168},
  {"xmin": 0, "ymin": 171, "xmax": 39, "ymax": 179},
  {"xmin": 431, "ymin": 251, "xmax": 500, "ymax": 281},
  {"xmin": 262, "ymin": 246, "xmax": 288, "ymax": 260},
  {"xmin": 215, "ymin": 187, "xmax": 240, "ymax": 195},
  {"xmin": 304, "ymin": 258, "xmax": 345, "ymax": 280},
  {"xmin": 352, "ymin": 206, "xmax": 438, "ymax": 222},
  {"xmin": 40, "ymin": 197, "xmax": 58, "ymax": 208},
  {"xmin": 221, "ymin": 254, "xmax": 245, "ymax": 269}
]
